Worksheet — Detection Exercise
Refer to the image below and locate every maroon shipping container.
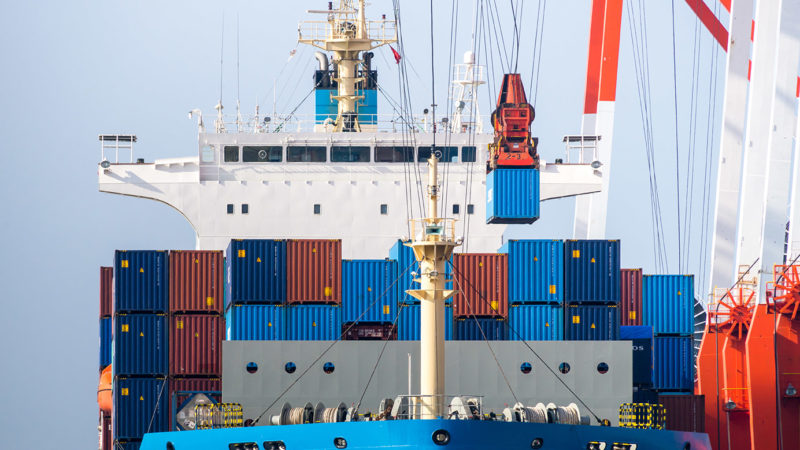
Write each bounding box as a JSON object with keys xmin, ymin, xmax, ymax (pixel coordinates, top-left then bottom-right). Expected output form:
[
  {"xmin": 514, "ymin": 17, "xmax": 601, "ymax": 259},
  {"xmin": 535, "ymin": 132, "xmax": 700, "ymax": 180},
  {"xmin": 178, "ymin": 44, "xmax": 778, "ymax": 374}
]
[
  {"xmin": 170, "ymin": 314, "xmax": 222, "ymax": 376},
  {"xmin": 100, "ymin": 266, "xmax": 113, "ymax": 317},
  {"xmin": 620, "ymin": 268, "xmax": 643, "ymax": 326},
  {"xmin": 452, "ymin": 253, "xmax": 508, "ymax": 318},
  {"xmin": 658, "ymin": 394, "xmax": 705, "ymax": 432},
  {"xmin": 169, "ymin": 377, "xmax": 222, "ymax": 428},
  {"xmin": 99, "ymin": 413, "xmax": 111, "ymax": 450},
  {"xmin": 169, "ymin": 250, "xmax": 224, "ymax": 313},
  {"xmin": 287, "ymin": 239, "xmax": 342, "ymax": 304},
  {"xmin": 342, "ymin": 323, "xmax": 398, "ymax": 340}
]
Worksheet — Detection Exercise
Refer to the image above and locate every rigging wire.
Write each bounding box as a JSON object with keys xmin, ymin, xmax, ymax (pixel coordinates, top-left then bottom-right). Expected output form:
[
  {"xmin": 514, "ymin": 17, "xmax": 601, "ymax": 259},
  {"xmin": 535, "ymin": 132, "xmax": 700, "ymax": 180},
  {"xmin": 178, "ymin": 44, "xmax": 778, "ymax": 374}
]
[
  {"xmin": 440, "ymin": 0, "xmax": 459, "ymax": 220},
  {"xmin": 670, "ymin": 0, "xmax": 682, "ymax": 273}
]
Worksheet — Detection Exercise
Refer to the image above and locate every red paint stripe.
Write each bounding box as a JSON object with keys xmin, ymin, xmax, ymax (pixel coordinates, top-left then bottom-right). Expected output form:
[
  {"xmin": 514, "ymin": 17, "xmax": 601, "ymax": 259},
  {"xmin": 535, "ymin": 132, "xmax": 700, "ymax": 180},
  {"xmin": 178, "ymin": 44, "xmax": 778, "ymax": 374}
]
[
  {"xmin": 748, "ymin": 60, "xmax": 751, "ymax": 81},
  {"xmin": 684, "ymin": 0, "xmax": 728, "ymax": 50},
  {"xmin": 599, "ymin": 0, "xmax": 624, "ymax": 102},
  {"xmin": 751, "ymin": 19, "xmax": 755, "ymax": 41},
  {"xmin": 720, "ymin": 0, "xmax": 731, "ymax": 12},
  {"xmin": 583, "ymin": 0, "xmax": 606, "ymax": 114},
  {"xmin": 796, "ymin": 76, "xmax": 799, "ymax": 98}
]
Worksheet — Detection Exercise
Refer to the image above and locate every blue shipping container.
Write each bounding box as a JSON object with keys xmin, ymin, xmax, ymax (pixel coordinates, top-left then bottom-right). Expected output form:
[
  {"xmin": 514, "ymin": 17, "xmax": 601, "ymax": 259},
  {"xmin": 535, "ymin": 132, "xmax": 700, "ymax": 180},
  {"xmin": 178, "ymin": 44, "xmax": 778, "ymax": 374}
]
[
  {"xmin": 508, "ymin": 304, "xmax": 563, "ymax": 340},
  {"xmin": 486, "ymin": 168, "xmax": 540, "ymax": 224},
  {"xmin": 620, "ymin": 326, "xmax": 654, "ymax": 386},
  {"xmin": 114, "ymin": 250, "xmax": 168, "ymax": 313},
  {"xmin": 504, "ymin": 240, "xmax": 564, "ymax": 304},
  {"xmin": 564, "ymin": 240, "xmax": 621, "ymax": 303},
  {"xmin": 653, "ymin": 336, "xmax": 693, "ymax": 391},
  {"xmin": 389, "ymin": 240, "xmax": 452, "ymax": 296},
  {"xmin": 342, "ymin": 259, "xmax": 399, "ymax": 323},
  {"xmin": 225, "ymin": 239, "xmax": 287, "ymax": 307},
  {"xmin": 225, "ymin": 305, "xmax": 285, "ymax": 340},
  {"xmin": 454, "ymin": 317, "xmax": 509, "ymax": 340},
  {"xmin": 643, "ymin": 275, "xmax": 694, "ymax": 336},
  {"xmin": 113, "ymin": 377, "xmax": 169, "ymax": 440},
  {"xmin": 114, "ymin": 314, "xmax": 168, "ymax": 376},
  {"xmin": 397, "ymin": 304, "xmax": 453, "ymax": 340},
  {"xmin": 564, "ymin": 305, "xmax": 619, "ymax": 340},
  {"xmin": 287, "ymin": 305, "xmax": 342, "ymax": 340},
  {"xmin": 100, "ymin": 317, "xmax": 112, "ymax": 369}
]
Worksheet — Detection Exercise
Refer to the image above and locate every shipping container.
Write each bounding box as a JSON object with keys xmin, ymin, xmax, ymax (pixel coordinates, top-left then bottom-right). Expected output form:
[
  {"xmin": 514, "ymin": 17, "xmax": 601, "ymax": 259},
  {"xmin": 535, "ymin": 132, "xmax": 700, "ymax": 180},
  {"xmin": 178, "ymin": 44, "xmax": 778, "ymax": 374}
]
[
  {"xmin": 564, "ymin": 240, "xmax": 621, "ymax": 304},
  {"xmin": 113, "ymin": 377, "xmax": 169, "ymax": 440},
  {"xmin": 169, "ymin": 377, "xmax": 222, "ymax": 430},
  {"xmin": 113, "ymin": 440, "xmax": 141, "ymax": 450},
  {"xmin": 342, "ymin": 259, "xmax": 399, "ymax": 323},
  {"xmin": 100, "ymin": 266, "xmax": 113, "ymax": 317},
  {"xmin": 114, "ymin": 250, "xmax": 168, "ymax": 313},
  {"xmin": 564, "ymin": 305, "xmax": 619, "ymax": 340},
  {"xmin": 633, "ymin": 386, "xmax": 659, "ymax": 404},
  {"xmin": 225, "ymin": 304, "xmax": 285, "ymax": 340},
  {"xmin": 620, "ymin": 269, "xmax": 643, "ymax": 325},
  {"xmin": 486, "ymin": 168, "xmax": 540, "ymax": 224},
  {"xmin": 454, "ymin": 317, "xmax": 509, "ymax": 340},
  {"xmin": 452, "ymin": 253, "xmax": 508, "ymax": 318},
  {"xmin": 286, "ymin": 305, "xmax": 342, "ymax": 340},
  {"xmin": 397, "ymin": 304, "xmax": 453, "ymax": 340},
  {"xmin": 643, "ymin": 275, "xmax": 694, "ymax": 336},
  {"xmin": 225, "ymin": 239, "xmax": 287, "ymax": 306},
  {"xmin": 342, "ymin": 322, "xmax": 398, "ymax": 340},
  {"xmin": 653, "ymin": 336, "xmax": 693, "ymax": 391},
  {"xmin": 100, "ymin": 414, "xmax": 111, "ymax": 450},
  {"xmin": 287, "ymin": 239, "xmax": 342, "ymax": 304},
  {"xmin": 389, "ymin": 240, "xmax": 453, "ymax": 296},
  {"xmin": 169, "ymin": 250, "xmax": 223, "ymax": 313},
  {"xmin": 508, "ymin": 304, "xmax": 563, "ymax": 340},
  {"xmin": 503, "ymin": 240, "xmax": 564, "ymax": 304},
  {"xmin": 658, "ymin": 393, "xmax": 705, "ymax": 432},
  {"xmin": 100, "ymin": 317, "xmax": 112, "ymax": 370},
  {"xmin": 620, "ymin": 325, "xmax": 654, "ymax": 386},
  {"xmin": 170, "ymin": 314, "xmax": 222, "ymax": 377},
  {"xmin": 113, "ymin": 314, "xmax": 168, "ymax": 376}
]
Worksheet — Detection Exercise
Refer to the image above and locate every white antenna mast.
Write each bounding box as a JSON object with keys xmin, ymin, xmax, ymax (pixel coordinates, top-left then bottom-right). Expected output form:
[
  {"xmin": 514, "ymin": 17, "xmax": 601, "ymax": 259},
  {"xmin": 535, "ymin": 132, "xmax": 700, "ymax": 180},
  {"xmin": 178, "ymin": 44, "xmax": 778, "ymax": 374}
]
[
  {"xmin": 236, "ymin": 14, "xmax": 243, "ymax": 133},
  {"xmin": 215, "ymin": 14, "xmax": 226, "ymax": 133}
]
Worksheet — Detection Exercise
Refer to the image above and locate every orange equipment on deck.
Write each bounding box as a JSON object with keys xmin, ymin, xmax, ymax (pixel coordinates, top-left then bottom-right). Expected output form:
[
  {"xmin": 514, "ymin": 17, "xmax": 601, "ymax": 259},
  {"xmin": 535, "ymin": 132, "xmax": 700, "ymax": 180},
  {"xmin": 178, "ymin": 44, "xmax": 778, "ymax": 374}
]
[
  {"xmin": 488, "ymin": 74, "xmax": 539, "ymax": 170},
  {"xmin": 98, "ymin": 365, "xmax": 112, "ymax": 413}
]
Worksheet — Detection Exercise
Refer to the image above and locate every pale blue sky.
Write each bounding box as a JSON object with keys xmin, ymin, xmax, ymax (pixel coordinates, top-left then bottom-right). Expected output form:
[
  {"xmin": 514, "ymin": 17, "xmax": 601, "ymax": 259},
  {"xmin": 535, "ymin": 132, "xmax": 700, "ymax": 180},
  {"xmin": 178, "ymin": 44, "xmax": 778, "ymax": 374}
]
[{"xmin": 0, "ymin": 1, "xmax": 722, "ymax": 447}]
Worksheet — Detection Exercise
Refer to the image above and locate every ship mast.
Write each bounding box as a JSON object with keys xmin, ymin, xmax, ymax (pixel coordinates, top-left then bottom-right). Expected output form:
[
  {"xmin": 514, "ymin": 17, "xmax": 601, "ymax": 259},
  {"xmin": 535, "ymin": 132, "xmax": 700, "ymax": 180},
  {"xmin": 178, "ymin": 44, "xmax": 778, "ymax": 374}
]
[{"xmin": 405, "ymin": 155, "xmax": 460, "ymax": 418}]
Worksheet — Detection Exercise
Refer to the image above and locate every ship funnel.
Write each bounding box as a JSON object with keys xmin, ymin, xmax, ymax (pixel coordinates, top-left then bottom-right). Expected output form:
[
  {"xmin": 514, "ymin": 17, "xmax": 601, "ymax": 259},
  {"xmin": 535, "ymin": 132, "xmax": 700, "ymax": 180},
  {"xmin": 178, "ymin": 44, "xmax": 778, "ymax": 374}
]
[
  {"xmin": 315, "ymin": 52, "xmax": 329, "ymax": 71},
  {"xmin": 363, "ymin": 51, "xmax": 374, "ymax": 72}
]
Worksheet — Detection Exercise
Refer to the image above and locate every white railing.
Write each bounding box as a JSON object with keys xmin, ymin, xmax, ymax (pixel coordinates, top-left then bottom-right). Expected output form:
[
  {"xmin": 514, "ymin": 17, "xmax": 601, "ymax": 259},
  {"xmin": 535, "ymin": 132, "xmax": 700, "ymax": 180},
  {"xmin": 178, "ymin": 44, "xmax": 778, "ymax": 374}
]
[
  {"xmin": 298, "ymin": 19, "xmax": 397, "ymax": 45},
  {"xmin": 562, "ymin": 135, "xmax": 600, "ymax": 164}
]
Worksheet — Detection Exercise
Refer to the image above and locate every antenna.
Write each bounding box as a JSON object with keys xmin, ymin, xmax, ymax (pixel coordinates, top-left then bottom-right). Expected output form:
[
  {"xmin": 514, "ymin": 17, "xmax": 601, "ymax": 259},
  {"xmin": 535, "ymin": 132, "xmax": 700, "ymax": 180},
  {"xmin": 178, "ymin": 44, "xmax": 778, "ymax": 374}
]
[
  {"xmin": 215, "ymin": 13, "xmax": 226, "ymax": 133},
  {"xmin": 236, "ymin": 14, "xmax": 242, "ymax": 132}
]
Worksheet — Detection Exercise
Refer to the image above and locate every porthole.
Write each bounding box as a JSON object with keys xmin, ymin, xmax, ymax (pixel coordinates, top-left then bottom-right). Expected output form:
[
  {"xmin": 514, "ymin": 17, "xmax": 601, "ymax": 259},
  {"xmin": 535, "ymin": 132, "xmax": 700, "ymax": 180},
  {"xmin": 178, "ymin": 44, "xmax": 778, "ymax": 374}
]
[
  {"xmin": 285, "ymin": 362, "xmax": 297, "ymax": 374},
  {"xmin": 597, "ymin": 362, "xmax": 609, "ymax": 374},
  {"xmin": 432, "ymin": 429, "xmax": 450, "ymax": 445},
  {"xmin": 246, "ymin": 362, "xmax": 258, "ymax": 374},
  {"xmin": 166, "ymin": 443, "xmax": 175, "ymax": 450},
  {"xmin": 520, "ymin": 362, "xmax": 532, "ymax": 374},
  {"xmin": 559, "ymin": 362, "xmax": 571, "ymax": 374},
  {"xmin": 323, "ymin": 362, "xmax": 335, "ymax": 374},
  {"xmin": 263, "ymin": 442, "xmax": 286, "ymax": 450},
  {"xmin": 531, "ymin": 438, "xmax": 544, "ymax": 449},
  {"xmin": 334, "ymin": 437, "xmax": 347, "ymax": 448}
]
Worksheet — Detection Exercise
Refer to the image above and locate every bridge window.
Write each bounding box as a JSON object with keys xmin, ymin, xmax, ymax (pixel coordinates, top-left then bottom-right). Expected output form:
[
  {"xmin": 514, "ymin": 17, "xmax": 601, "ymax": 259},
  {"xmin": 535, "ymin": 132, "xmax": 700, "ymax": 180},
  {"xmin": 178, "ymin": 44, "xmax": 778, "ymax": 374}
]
[
  {"xmin": 243, "ymin": 146, "xmax": 282, "ymax": 162},
  {"xmin": 201, "ymin": 145, "xmax": 215, "ymax": 163},
  {"xmin": 288, "ymin": 146, "xmax": 327, "ymax": 162},
  {"xmin": 380, "ymin": 204, "xmax": 388, "ymax": 215},
  {"xmin": 375, "ymin": 146, "xmax": 414, "ymax": 163},
  {"xmin": 467, "ymin": 204, "xmax": 474, "ymax": 215},
  {"xmin": 462, "ymin": 146, "xmax": 477, "ymax": 162},
  {"xmin": 313, "ymin": 204, "xmax": 321, "ymax": 215},
  {"xmin": 224, "ymin": 146, "xmax": 240, "ymax": 162},
  {"xmin": 331, "ymin": 146, "xmax": 370, "ymax": 162},
  {"xmin": 227, "ymin": 204, "xmax": 234, "ymax": 215},
  {"xmin": 241, "ymin": 204, "xmax": 249, "ymax": 214},
  {"xmin": 418, "ymin": 146, "xmax": 458, "ymax": 162},
  {"xmin": 452, "ymin": 204, "xmax": 460, "ymax": 214}
]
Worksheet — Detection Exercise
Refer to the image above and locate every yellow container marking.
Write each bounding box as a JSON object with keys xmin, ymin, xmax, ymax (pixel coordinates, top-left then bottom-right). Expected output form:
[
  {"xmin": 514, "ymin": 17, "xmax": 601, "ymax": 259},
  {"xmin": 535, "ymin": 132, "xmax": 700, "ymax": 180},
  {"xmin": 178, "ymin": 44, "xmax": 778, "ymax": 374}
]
[
  {"xmin": 312, "ymin": 321, "xmax": 317, "ymax": 327},
  {"xmin": 176, "ymin": 320, "xmax": 184, "ymax": 329},
  {"xmin": 139, "ymin": 268, "xmax": 144, "ymax": 273},
  {"xmin": 324, "ymin": 287, "xmax": 332, "ymax": 297},
  {"xmin": 121, "ymin": 388, "xmax": 129, "ymax": 396},
  {"xmin": 572, "ymin": 315, "xmax": 580, "ymax": 324},
  {"xmin": 194, "ymin": 332, "xmax": 199, "ymax": 338},
  {"xmin": 490, "ymin": 300, "xmax": 498, "ymax": 311},
  {"xmin": 591, "ymin": 323, "xmax": 596, "ymax": 329},
  {"xmin": 194, "ymin": 258, "xmax": 199, "ymax": 263},
  {"xmin": 545, "ymin": 322, "xmax": 550, "ymax": 327},
  {"xmin": 121, "ymin": 260, "xmax": 129, "ymax": 268},
  {"xmin": 590, "ymin": 258, "xmax": 596, "ymax": 263},
  {"xmin": 629, "ymin": 311, "xmax": 637, "ymax": 319},
  {"xmin": 533, "ymin": 256, "xmax": 538, "ymax": 262},
  {"xmin": 312, "ymin": 247, "xmax": 317, "ymax": 253},
  {"xmin": 121, "ymin": 324, "xmax": 129, "ymax": 332},
  {"xmin": 139, "ymin": 396, "xmax": 144, "ymax": 401},
  {"xmin": 139, "ymin": 332, "xmax": 144, "ymax": 337},
  {"xmin": 367, "ymin": 286, "xmax": 372, "ymax": 292},
  {"xmin": 238, "ymin": 249, "xmax": 245, "ymax": 258},
  {"xmin": 268, "ymin": 322, "xmax": 272, "ymax": 327},
  {"xmin": 256, "ymin": 257, "xmax": 261, "ymax": 263},
  {"xmin": 572, "ymin": 250, "xmax": 580, "ymax": 258},
  {"xmin": 383, "ymin": 305, "xmax": 390, "ymax": 314},
  {"xmin": 549, "ymin": 285, "xmax": 556, "ymax": 294},
  {"xmin": 206, "ymin": 297, "xmax": 214, "ymax": 306}
]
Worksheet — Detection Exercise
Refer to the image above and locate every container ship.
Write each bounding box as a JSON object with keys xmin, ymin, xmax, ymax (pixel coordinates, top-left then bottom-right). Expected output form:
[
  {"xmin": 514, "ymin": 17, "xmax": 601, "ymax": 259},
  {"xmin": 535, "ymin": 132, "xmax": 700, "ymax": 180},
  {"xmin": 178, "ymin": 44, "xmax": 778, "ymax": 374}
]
[{"xmin": 94, "ymin": 1, "xmax": 800, "ymax": 449}]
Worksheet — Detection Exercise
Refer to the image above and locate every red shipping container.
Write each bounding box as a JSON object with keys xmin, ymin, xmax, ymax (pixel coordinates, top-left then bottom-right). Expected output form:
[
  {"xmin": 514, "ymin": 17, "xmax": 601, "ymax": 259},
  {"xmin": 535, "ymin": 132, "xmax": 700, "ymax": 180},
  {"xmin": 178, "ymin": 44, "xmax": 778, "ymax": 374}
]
[
  {"xmin": 99, "ymin": 413, "xmax": 111, "ymax": 450},
  {"xmin": 620, "ymin": 268, "xmax": 643, "ymax": 325},
  {"xmin": 287, "ymin": 239, "xmax": 342, "ymax": 304},
  {"xmin": 170, "ymin": 250, "xmax": 224, "ymax": 313},
  {"xmin": 170, "ymin": 314, "xmax": 222, "ymax": 376},
  {"xmin": 100, "ymin": 267, "xmax": 113, "ymax": 318},
  {"xmin": 452, "ymin": 253, "xmax": 508, "ymax": 318},
  {"xmin": 658, "ymin": 394, "xmax": 705, "ymax": 432},
  {"xmin": 342, "ymin": 322, "xmax": 398, "ymax": 340},
  {"xmin": 169, "ymin": 377, "xmax": 222, "ymax": 429}
]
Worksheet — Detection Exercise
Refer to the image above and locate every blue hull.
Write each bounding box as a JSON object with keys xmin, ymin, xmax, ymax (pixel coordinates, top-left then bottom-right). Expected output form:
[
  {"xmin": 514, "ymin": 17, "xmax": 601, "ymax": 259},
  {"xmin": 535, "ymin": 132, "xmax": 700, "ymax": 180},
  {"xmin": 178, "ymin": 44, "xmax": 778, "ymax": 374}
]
[{"xmin": 141, "ymin": 419, "xmax": 711, "ymax": 449}]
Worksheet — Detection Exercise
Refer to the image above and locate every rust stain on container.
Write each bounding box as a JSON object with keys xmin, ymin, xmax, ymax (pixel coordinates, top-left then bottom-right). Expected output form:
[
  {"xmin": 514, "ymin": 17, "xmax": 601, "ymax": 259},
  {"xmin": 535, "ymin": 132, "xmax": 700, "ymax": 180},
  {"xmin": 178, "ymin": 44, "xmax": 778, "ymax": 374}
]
[
  {"xmin": 620, "ymin": 268, "xmax": 643, "ymax": 326},
  {"xmin": 452, "ymin": 253, "xmax": 508, "ymax": 318},
  {"xmin": 100, "ymin": 267, "xmax": 113, "ymax": 318},
  {"xmin": 287, "ymin": 239, "xmax": 342, "ymax": 304},
  {"xmin": 169, "ymin": 314, "xmax": 222, "ymax": 376},
  {"xmin": 169, "ymin": 250, "xmax": 223, "ymax": 313}
]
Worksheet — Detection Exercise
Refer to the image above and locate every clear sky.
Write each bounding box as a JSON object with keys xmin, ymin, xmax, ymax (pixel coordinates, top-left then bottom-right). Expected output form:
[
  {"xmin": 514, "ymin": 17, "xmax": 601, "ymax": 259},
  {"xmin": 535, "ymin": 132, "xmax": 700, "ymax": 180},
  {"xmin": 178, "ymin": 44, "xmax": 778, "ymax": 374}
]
[{"xmin": 0, "ymin": 0, "xmax": 723, "ymax": 447}]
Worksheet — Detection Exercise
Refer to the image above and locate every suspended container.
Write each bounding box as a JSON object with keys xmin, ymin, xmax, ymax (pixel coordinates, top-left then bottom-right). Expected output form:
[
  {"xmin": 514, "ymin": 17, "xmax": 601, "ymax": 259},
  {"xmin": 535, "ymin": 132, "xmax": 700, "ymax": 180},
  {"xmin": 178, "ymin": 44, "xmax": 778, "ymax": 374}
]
[
  {"xmin": 564, "ymin": 240, "xmax": 621, "ymax": 304},
  {"xmin": 225, "ymin": 304, "xmax": 285, "ymax": 341},
  {"xmin": 342, "ymin": 322, "xmax": 397, "ymax": 340},
  {"xmin": 286, "ymin": 305, "xmax": 342, "ymax": 340},
  {"xmin": 389, "ymin": 239, "xmax": 453, "ymax": 299},
  {"xmin": 170, "ymin": 314, "xmax": 222, "ymax": 377},
  {"xmin": 287, "ymin": 239, "xmax": 342, "ymax": 304},
  {"xmin": 620, "ymin": 269, "xmax": 643, "ymax": 325},
  {"xmin": 620, "ymin": 325, "xmax": 654, "ymax": 387},
  {"xmin": 113, "ymin": 376, "xmax": 169, "ymax": 440},
  {"xmin": 169, "ymin": 250, "xmax": 223, "ymax": 313},
  {"xmin": 657, "ymin": 393, "xmax": 705, "ymax": 432},
  {"xmin": 99, "ymin": 317, "xmax": 112, "ymax": 370},
  {"xmin": 564, "ymin": 304, "xmax": 619, "ymax": 340},
  {"xmin": 486, "ymin": 168, "xmax": 540, "ymax": 224},
  {"xmin": 452, "ymin": 253, "xmax": 508, "ymax": 318},
  {"xmin": 114, "ymin": 250, "xmax": 168, "ymax": 313},
  {"xmin": 643, "ymin": 275, "xmax": 694, "ymax": 336},
  {"xmin": 454, "ymin": 317, "xmax": 509, "ymax": 340},
  {"xmin": 100, "ymin": 266, "xmax": 113, "ymax": 317},
  {"xmin": 653, "ymin": 336, "xmax": 693, "ymax": 391},
  {"xmin": 508, "ymin": 304, "xmax": 563, "ymax": 340},
  {"xmin": 397, "ymin": 303, "xmax": 453, "ymax": 340},
  {"xmin": 169, "ymin": 377, "xmax": 222, "ymax": 430},
  {"xmin": 502, "ymin": 239, "xmax": 563, "ymax": 304},
  {"xmin": 113, "ymin": 314, "xmax": 168, "ymax": 376},
  {"xmin": 225, "ymin": 239, "xmax": 287, "ymax": 307},
  {"xmin": 342, "ymin": 259, "xmax": 399, "ymax": 323}
]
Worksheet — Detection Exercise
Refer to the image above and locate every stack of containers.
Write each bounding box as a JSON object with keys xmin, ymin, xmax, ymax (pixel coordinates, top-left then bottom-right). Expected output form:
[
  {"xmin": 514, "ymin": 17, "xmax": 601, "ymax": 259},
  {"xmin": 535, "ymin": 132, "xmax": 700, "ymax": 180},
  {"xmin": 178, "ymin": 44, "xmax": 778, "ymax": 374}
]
[
  {"xmin": 99, "ymin": 267, "xmax": 113, "ymax": 450},
  {"xmin": 563, "ymin": 240, "xmax": 621, "ymax": 340},
  {"xmin": 168, "ymin": 250, "xmax": 223, "ymax": 427},
  {"xmin": 113, "ymin": 250, "xmax": 169, "ymax": 446},
  {"xmin": 657, "ymin": 393, "xmax": 705, "ymax": 432},
  {"xmin": 643, "ymin": 275, "xmax": 694, "ymax": 392},
  {"xmin": 620, "ymin": 325, "xmax": 654, "ymax": 393},
  {"xmin": 502, "ymin": 240, "xmax": 564, "ymax": 341},
  {"xmin": 341, "ymin": 259, "xmax": 399, "ymax": 340},
  {"xmin": 452, "ymin": 253, "xmax": 509, "ymax": 340},
  {"xmin": 286, "ymin": 239, "xmax": 342, "ymax": 340},
  {"xmin": 225, "ymin": 240, "xmax": 287, "ymax": 340}
]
